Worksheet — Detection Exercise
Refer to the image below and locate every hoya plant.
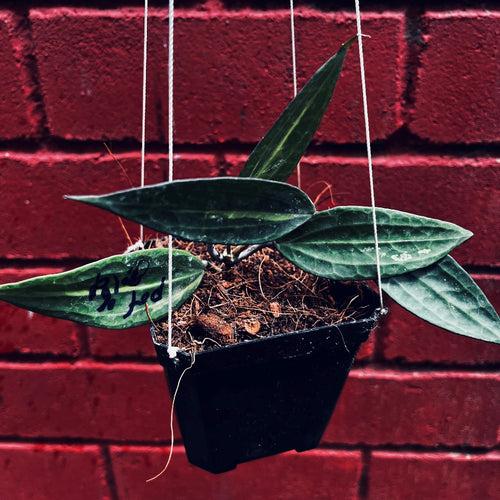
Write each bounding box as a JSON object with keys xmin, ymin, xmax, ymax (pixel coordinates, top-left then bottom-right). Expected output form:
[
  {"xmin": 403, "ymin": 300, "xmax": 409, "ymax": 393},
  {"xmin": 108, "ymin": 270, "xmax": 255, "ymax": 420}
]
[{"xmin": 0, "ymin": 38, "xmax": 498, "ymax": 344}]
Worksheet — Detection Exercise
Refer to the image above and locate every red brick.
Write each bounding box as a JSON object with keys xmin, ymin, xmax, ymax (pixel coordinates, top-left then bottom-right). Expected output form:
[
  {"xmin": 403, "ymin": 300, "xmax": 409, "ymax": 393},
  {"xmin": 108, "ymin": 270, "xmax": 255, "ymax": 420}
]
[
  {"xmin": 369, "ymin": 451, "xmax": 500, "ymax": 500},
  {"xmin": 88, "ymin": 325, "xmax": 155, "ymax": 358},
  {"xmin": 30, "ymin": 8, "xmax": 160, "ymax": 141},
  {"xmin": 381, "ymin": 275, "xmax": 500, "ymax": 365},
  {"xmin": 111, "ymin": 446, "xmax": 362, "ymax": 500},
  {"xmin": 30, "ymin": 8, "xmax": 404, "ymax": 144},
  {"xmin": 356, "ymin": 333, "xmax": 375, "ymax": 361},
  {"xmin": 0, "ymin": 361, "xmax": 176, "ymax": 441},
  {"xmin": 168, "ymin": 152, "xmax": 219, "ymax": 179},
  {"xmin": 0, "ymin": 152, "xmax": 216, "ymax": 259},
  {"xmin": 324, "ymin": 369, "xmax": 499, "ymax": 447},
  {"xmin": 226, "ymin": 155, "xmax": 500, "ymax": 267},
  {"xmin": 0, "ymin": 11, "xmax": 37, "ymax": 139},
  {"xmin": 0, "ymin": 443, "xmax": 110, "ymax": 500},
  {"xmin": 0, "ymin": 269, "xmax": 82, "ymax": 357},
  {"xmin": 410, "ymin": 12, "xmax": 499, "ymax": 143}
]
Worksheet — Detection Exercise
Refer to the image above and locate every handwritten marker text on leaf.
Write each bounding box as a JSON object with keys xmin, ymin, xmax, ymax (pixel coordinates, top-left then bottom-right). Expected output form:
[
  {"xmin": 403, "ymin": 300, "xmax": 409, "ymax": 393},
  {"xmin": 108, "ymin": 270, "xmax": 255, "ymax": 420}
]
[{"xmin": 0, "ymin": 249, "xmax": 205, "ymax": 329}]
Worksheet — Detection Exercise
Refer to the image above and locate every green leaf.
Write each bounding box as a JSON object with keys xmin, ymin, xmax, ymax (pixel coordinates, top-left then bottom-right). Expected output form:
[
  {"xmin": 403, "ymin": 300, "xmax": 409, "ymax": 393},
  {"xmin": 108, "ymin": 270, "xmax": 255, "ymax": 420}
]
[
  {"xmin": 0, "ymin": 249, "xmax": 205, "ymax": 329},
  {"xmin": 239, "ymin": 37, "xmax": 356, "ymax": 181},
  {"xmin": 382, "ymin": 256, "xmax": 500, "ymax": 343},
  {"xmin": 276, "ymin": 206, "xmax": 472, "ymax": 279},
  {"xmin": 67, "ymin": 177, "xmax": 315, "ymax": 244}
]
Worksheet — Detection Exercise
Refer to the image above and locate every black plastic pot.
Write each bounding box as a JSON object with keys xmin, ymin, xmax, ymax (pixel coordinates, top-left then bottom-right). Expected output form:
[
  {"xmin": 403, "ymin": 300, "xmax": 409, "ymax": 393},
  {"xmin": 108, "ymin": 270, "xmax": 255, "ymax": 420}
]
[{"xmin": 153, "ymin": 284, "xmax": 382, "ymax": 474}]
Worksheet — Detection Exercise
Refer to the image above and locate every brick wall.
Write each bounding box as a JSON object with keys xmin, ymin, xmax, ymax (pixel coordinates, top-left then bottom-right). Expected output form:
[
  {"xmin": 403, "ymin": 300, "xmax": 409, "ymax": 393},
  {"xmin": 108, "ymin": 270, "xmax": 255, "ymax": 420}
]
[{"xmin": 0, "ymin": 2, "xmax": 498, "ymax": 499}]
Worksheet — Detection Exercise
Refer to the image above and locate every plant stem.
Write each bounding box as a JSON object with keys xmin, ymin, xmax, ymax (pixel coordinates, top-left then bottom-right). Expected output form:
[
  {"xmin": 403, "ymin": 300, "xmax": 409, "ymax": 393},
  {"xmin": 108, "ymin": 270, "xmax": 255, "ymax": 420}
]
[
  {"xmin": 233, "ymin": 244, "xmax": 267, "ymax": 263},
  {"xmin": 232, "ymin": 245, "xmax": 246, "ymax": 257},
  {"xmin": 208, "ymin": 243, "xmax": 267, "ymax": 266},
  {"xmin": 222, "ymin": 244, "xmax": 234, "ymax": 267},
  {"xmin": 207, "ymin": 244, "xmax": 223, "ymax": 263}
]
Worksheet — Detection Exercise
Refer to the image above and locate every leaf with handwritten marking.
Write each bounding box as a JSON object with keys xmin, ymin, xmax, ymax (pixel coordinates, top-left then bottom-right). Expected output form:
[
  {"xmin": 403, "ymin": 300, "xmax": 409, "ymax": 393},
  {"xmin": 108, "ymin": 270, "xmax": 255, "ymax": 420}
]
[
  {"xmin": 382, "ymin": 256, "xmax": 500, "ymax": 343},
  {"xmin": 239, "ymin": 36, "xmax": 355, "ymax": 181},
  {"xmin": 67, "ymin": 177, "xmax": 315, "ymax": 244},
  {"xmin": 276, "ymin": 207, "xmax": 472, "ymax": 279},
  {"xmin": 0, "ymin": 249, "xmax": 205, "ymax": 329}
]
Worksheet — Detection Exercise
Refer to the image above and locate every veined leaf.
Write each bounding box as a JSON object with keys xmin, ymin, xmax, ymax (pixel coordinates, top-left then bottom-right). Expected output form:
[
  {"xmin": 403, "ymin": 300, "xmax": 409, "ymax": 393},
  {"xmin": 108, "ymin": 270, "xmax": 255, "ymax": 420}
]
[
  {"xmin": 0, "ymin": 249, "xmax": 205, "ymax": 329},
  {"xmin": 382, "ymin": 256, "xmax": 499, "ymax": 343},
  {"xmin": 239, "ymin": 37, "xmax": 356, "ymax": 181},
  {"xmin": 276, "ymin": 206, "xmax": 472, "ymax": 279},
  {"xmin": 68, "ymin": 177, "xmax": 315, "ymax": 244}
]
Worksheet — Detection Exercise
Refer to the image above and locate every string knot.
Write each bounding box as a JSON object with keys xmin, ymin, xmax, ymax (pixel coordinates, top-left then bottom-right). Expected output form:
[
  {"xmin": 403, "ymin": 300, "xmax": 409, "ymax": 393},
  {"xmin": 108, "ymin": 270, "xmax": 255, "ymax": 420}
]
[
  {"xmin": 167, "ymin": 345, "xmax": 179, "ymax": 358},
  {"xmin": 378, "ymin": 307, "xmax": 390, "ymax": 317}
]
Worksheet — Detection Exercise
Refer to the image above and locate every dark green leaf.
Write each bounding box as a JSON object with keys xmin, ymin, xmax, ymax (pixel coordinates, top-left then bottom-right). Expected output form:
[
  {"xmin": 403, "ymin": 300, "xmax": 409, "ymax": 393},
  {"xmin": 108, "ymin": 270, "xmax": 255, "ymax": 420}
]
[
  {"xmin": 276, "ymin": 206, "xmax": 472, "ymax": 279},
  {"xmin": 382, "ymin": 256, "xmax": 499, "ymax": 343},
  {"xmin": 239, "ymin": 37, "xmax": 356, "ymax": 181},
  {"xmin": 0, "ymin": 249, "xmax": 205, "ymax": 329},
  {"xmin": 68, "ymin": 177, "xmax": 315, "ymax": 244}
]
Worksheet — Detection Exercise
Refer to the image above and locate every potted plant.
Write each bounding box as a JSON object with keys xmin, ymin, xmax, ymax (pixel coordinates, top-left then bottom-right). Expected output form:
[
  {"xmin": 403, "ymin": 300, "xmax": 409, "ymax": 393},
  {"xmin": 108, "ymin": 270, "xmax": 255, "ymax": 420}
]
[{"xmin": 0, "ymin": 38, "xmax": 497, "ymax": 474}]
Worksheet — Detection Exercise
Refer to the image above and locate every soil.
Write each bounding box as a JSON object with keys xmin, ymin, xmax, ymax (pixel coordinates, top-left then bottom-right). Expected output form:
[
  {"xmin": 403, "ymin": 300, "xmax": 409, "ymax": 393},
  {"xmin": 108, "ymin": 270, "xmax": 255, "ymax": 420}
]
[{"xmin": 150, "ymin": 240, "xmax": 369, "ymax": 352}]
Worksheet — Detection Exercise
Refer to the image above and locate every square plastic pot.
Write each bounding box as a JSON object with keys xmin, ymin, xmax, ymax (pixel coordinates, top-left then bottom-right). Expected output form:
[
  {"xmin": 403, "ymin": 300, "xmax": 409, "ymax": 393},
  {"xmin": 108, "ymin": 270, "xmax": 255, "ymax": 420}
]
[{"xmin": 153, "ymin": 284, "xmax": 382, "ymax": 474}]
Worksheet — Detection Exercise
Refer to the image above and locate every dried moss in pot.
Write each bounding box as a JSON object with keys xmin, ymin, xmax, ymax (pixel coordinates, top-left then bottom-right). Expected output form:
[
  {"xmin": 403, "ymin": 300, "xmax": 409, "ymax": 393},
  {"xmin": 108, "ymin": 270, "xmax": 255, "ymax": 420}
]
[{"xmin": 154, "ymin": 244, "xmax": 370, "ymax": 352}]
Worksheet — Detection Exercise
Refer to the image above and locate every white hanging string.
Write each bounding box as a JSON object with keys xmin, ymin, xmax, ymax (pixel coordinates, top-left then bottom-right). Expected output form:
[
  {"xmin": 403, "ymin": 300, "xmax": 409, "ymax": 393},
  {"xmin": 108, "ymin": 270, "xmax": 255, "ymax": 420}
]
[
  {"xmin": 289, "ymin": 0, "xmax": 301, "ymax": 189},
  {"xmin": 354, "ymin": 0, "xmax": 385, "ymax": 311},
  {"xmin": 166, "ymin": 0, "xmax": 177, "ymax": 356},
  {"xmin": 139, "ymin": 0, "xmax": 149, "ymax": 244},
  {"xmin": 289, "ymin": 1, "xmax": 298, "ymax": 98},
  {"xmin": 145, "ymin": 1, "xmax": 181, "ymax": 482}
]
